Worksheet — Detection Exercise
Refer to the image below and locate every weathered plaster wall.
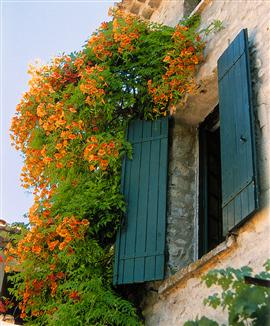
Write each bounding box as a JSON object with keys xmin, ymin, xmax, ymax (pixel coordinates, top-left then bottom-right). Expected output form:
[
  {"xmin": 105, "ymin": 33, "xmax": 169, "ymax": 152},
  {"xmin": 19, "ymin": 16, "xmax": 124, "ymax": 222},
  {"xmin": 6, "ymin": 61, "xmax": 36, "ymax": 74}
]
[
  {"xmin": 138, "ymin": 0, "xmax": 270, "ymax": 324},
  {"xmin": 142, "ymin": 208, "xmax": 270, "ymax": 325},
  {"xmin": 166, "ymin": 121, "xmax": 198, "ymax": 276}
]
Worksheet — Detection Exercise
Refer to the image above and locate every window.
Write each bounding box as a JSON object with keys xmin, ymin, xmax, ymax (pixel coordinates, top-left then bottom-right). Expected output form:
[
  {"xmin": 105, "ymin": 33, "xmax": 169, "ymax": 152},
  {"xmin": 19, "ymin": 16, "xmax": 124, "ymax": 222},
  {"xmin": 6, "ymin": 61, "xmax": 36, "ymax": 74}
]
[
  {"xmin": 113, "ymin": 29, "xmax": 258, "ymax": 285},
  {"xmin": 198, "ymin": 29, "xmax": 258, "ymax": 258}
]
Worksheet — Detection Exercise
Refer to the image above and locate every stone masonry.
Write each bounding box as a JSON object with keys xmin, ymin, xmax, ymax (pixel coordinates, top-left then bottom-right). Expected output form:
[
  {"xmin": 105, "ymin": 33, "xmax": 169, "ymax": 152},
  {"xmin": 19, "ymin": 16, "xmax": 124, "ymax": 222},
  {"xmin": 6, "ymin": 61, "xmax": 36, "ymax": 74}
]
[
  {"xmin": 166, "ymin": 121, "xmax": 198, "ymax": 276},
  {"xmin": 119, "ymin": 0, "xmax": 164, "ymax": 20}
]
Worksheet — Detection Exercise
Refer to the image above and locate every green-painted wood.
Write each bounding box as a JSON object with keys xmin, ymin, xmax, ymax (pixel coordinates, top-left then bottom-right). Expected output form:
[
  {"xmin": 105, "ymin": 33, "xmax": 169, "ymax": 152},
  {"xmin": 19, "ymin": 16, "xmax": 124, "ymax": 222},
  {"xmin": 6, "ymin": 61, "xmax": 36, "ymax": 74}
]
[
  {"xmin": 156, "ymin": 119, "xmax": 168, "ymax": 279},
  {"xmin": 113, "ymin": 127, "xmax": 128, "ymax": 285},
  {"xmin": 134, "ymin": 121, "xmax": 152, "ymax": 283},
  {"xmin": 122, "ymin": 121, "xmax": 142, "ymax": 284},
  {"xmin": 234, "ymin": 195, "xmax": 242, "ymax": 226},
  {"xmin": 223, "ymin": 205, "xmax": 228, "ymax": 237},
  {"xmin": 145, "ymin": 256, "xmax": 156, "ymax": 281},
  {"xmin": 117, "ymin": 125, "xmax": 134, "ymax": 285},
  {"xmin": 134, "ymin": 257, "xmax": 145, "ymax": 282},
  {"xmin": 218, "ymin": 29, "xmax": 258, "ymax": 237},
  {"xmin": 146, "ymin": 121, "xmax": 160, "ymax": 258},
  {"xmin": 155, "ymin": 255, "xmax": 165, "ymax": 280},
  {"xmin": 113, "ymin": 118, "xmax": 169, "ymax": 285}
]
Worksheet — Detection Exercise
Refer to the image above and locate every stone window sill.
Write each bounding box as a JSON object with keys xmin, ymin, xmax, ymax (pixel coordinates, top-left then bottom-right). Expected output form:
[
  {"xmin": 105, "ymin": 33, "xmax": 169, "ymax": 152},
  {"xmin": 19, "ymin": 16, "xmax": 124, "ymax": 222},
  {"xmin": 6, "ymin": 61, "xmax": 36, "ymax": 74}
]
[
  {"xmin": 158, "ymin": 235, "xmax": 236, "ymax": 298},
  {"xmin": 189, "ymin": 0, "xmax": 211, "ymax": 17}
]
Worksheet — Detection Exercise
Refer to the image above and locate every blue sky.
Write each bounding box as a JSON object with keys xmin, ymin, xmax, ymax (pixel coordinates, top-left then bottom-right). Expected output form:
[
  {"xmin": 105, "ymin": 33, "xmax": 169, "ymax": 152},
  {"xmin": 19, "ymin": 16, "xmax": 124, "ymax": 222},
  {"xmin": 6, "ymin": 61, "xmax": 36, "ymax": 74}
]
[{"xmin": 1, "ymin": 0, "xmax": 118, "ymax": 224}]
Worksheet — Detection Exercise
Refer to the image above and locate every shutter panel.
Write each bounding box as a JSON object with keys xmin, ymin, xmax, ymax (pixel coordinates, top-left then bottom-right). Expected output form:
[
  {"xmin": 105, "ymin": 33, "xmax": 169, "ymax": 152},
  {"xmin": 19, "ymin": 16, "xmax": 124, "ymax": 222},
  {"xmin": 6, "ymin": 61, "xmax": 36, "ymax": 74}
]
[
  {"xmin": 113, "ymin": 118, "xmax": 169, "ymax": 285},
  {"xmin": 218, "ymin": 29, "xmax": 258, "ymax": 236}
]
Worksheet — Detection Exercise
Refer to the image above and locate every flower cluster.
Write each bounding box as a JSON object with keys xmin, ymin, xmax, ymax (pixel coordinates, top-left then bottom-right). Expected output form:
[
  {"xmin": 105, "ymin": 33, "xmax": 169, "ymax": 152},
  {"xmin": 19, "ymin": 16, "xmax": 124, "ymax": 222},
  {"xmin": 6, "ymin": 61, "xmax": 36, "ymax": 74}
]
[
  {"xmin": 79, "ymin": 65, "xmax": 106, "ymax": 107},
  {"xmin": 56, "ymin": 216, "xmax": 89, "ymax": 251},
  {"xmin": 88, "ymin": 23, "xmax": 113, "ymax": 61},
  {"xmin": 84, "ymin": 136, "xmax": 120, "ymax": 171},
  {"xmin": 148, "ymin": 25, "xmax": 205, "ymax": 113},
  {"xmin": 112, "ymin": 10, "xmax": 140, "ymax": 53}
]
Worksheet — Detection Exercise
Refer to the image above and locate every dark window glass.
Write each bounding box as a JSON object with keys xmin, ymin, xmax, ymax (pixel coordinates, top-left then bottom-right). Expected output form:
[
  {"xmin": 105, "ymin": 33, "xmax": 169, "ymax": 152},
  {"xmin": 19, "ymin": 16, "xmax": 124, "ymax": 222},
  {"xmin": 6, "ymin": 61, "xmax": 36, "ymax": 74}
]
[{"xmin": 199, "ymin": 107, "xmax": 223, "ymax": 258}]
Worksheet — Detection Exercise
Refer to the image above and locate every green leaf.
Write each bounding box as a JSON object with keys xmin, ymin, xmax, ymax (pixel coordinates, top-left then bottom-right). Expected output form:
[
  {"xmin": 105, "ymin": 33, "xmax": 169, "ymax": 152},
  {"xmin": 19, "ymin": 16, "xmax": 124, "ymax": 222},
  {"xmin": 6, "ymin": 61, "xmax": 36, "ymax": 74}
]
[{"xmin": 184, "ymin": 316, "xmax": 219, "ymax": 326}]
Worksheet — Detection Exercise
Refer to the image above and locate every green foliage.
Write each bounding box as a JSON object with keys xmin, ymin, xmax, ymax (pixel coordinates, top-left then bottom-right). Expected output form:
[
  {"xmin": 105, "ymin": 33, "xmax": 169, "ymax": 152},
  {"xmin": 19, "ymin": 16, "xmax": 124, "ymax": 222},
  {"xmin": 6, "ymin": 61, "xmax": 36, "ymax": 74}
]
[
  {"xmin": 184, "ymin": 261, "xmax": 270, "ymax": 326},
  {"xmin": 184, "ymin": 316, "xmax": 219, "ymax": 326},
  {"xmin": 9, "ymin": 244, "xmax": 142, "ymax": 326}
]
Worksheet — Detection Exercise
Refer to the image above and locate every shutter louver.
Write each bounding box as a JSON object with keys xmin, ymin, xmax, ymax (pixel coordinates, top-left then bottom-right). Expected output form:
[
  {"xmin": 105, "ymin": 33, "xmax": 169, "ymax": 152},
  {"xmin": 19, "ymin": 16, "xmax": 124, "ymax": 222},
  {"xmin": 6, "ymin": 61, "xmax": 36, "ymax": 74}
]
[
  {"xmin": 218, "ymin": 29, "xmax": 258, "ymax": 236},
  {"xmin": 113, "ymin": 118, "xmax": 169, "ymax": 285}
]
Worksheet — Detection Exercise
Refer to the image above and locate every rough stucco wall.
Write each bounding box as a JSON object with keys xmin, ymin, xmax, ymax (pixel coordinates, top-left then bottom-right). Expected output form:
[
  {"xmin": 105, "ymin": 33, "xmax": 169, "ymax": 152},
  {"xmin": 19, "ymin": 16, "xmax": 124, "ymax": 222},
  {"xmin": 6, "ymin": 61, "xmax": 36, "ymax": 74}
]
[
  {"xmin": 142, "ymin": 208, "xmax": 270, "ymax": 325},
  {"xmin": 140, "ymin": 0, "xmax": 270, "ymax": 324},
  {"xmin": 166, "ymin": 122, "xmax": 197, "ymax": 276},
  {"xmin": 150, "ymin": 0, "xmax": 184, "ymax": 27}
]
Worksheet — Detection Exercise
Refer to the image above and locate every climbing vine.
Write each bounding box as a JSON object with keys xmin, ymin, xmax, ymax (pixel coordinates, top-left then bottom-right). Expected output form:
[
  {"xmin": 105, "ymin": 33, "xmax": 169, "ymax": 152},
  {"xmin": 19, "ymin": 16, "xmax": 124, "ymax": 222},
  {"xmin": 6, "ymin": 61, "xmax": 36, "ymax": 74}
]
[
  {"xmin": 5, "ymin": 9, "xmax": 219, "ymax": 325},
  {"xmin": 184, "ymin": 261, "xmax": 270, "ymax": 326}
]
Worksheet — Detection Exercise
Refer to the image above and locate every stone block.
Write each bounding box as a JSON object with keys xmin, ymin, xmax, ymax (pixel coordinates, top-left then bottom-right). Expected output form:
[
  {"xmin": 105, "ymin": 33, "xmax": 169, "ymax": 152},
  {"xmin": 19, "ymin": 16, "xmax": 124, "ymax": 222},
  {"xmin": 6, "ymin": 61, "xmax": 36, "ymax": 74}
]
[
  {"xmin": 130, "ymin": 2, "xmax": 141, "ymax": 14},
  {"xmin": 142, "ymin": 7, "xmax": 154, "ymax": 19},
  {"xmin": 148, "ymin": 0, "xmax": 162, "ymax": 9}
]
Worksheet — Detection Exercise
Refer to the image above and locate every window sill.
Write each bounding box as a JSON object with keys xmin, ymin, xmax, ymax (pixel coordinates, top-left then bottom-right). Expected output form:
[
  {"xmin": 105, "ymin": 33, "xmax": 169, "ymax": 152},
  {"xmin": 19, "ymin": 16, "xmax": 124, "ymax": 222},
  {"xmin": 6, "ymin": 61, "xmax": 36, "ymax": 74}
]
[
  {"xmin": 189, "ymin": 0, "xmax": 211, "ymax": 17},
  {"xmin": 158, "ymin": 235, "xmax": 236, "ymax": 298}
]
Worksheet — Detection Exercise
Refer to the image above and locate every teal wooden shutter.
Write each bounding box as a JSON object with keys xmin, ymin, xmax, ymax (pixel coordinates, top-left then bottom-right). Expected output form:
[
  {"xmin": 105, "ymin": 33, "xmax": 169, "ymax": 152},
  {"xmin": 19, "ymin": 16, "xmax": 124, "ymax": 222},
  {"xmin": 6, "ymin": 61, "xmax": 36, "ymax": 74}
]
[
  {"xmin": 113, "ymin": 118, "xmax": 168, "ymax": 285},
  {"xmin": 218, "ymin": 29, "xmax": 258, "ymax": 236}
]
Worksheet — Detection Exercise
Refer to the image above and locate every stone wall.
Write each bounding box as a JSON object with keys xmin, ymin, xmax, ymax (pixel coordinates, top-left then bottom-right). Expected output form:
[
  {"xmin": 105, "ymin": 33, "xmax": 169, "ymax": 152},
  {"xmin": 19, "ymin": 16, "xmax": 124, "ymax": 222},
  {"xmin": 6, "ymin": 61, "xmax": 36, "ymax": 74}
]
[
  {"xmin": 119, "ymin": 0, "xmax": 166, "ymax": 20},
  {"xmin": 166, "ymin": 121, "xmax": 198, "ymax": 276},
  {"xmin": 136, "ymin": 0, "xmax": 270, "ymax": 324}
]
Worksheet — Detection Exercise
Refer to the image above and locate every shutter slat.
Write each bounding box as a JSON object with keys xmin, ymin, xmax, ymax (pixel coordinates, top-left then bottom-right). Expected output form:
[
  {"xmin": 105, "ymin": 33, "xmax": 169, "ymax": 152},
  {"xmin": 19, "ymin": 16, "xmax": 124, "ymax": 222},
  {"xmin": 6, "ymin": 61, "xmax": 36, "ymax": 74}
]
[
  {"xmin": 218, "ymin": 29, "xmax": 258, "ymax": 236},
  {"xmin": 155, "ymin": 255, "xmax": 165, "ymax": 280},
  {"xmin": 123, "ymin": 122, "xmax": 143, "ymax": 284},
  {"xmin": 113, "ymin": 126, "xmax": 129, "ymax": 285},
  {"xmin": 234, "ymin": 58, "xmax": 241, "ymax": 203},
  {"xmin": 123, "ymin": 259, "xmax": 134, "ymax": 284},
  {"xmin": 240, "ymin": 187, "xmax": 249, "ymax": 220},
  {"xmin": 156, "ymin": 119, "xmax": 169, "ymax": 279},
  {"xmin": 146, "ymin": 137, "xmax": 160, "ymax": 259},
  {"xmin": 133, "ymin": 121, "xmax": 152, "ymax": 283},
  {"xmin": 234, "ymin": 195, "xmax": 242, "ymax": 226},
  {"xmin": 223, "ymin": 205, "xmax": 228, "ymax": 236},
  {"xmin": 134, "ymin": 257, "xmax": 145, "ymax": 282},
  {"xmin": 113, "ymin": 118, "xmax": 168, "ymax": 285},
  {"xmin": 118, "ymin": 150, "xmax": 133, "ymax": 284},
  {"xmin": 145, "ymin": 256, "xmax": 155, "ymax": 281},
  {"xmin": 227, "ymin": 200, "xmax": 235, "ymax": 232}
]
